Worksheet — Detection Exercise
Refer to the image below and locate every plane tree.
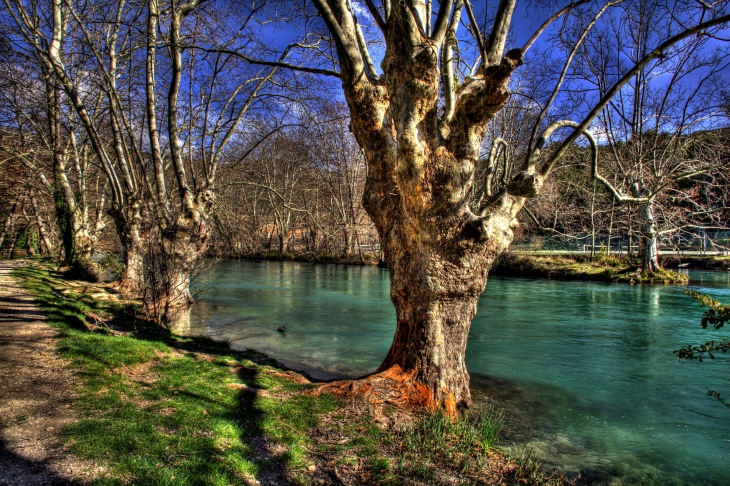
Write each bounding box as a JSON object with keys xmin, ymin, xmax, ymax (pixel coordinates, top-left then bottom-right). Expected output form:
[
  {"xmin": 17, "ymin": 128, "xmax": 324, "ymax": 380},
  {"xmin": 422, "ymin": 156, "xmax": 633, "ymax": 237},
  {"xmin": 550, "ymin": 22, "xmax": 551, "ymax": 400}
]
[
  {"xmin": 241, "ymin": 0, "xmax": 730, "ymax": 413},
  {"xmin": 2, "ymin": 0, "xmax": 286, "ymax": 323},
  {"xmin": 571, "ymin": 0, "xmax": 730, "ymax": 272},
  {"xmin": 193, "ymin": 0, "xmax": 730, "ymax": 412}
]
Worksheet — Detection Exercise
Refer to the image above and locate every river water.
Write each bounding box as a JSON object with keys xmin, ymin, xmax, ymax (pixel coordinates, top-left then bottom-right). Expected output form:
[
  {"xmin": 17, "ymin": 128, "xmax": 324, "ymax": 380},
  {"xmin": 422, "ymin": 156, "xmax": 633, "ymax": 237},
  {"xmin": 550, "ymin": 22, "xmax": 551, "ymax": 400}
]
[{"xmin": 186, "ymin": 259, "xmax": 730, "ymax": 484}]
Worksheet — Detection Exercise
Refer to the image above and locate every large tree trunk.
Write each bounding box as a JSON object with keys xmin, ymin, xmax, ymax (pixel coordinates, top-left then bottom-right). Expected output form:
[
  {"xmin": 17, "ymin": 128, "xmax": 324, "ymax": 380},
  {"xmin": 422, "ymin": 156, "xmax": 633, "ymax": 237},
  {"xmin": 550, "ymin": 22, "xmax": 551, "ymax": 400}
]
[
  {"xmin": 312, "ymin": 1, "xmax": 529, "ymax": 412},
  {"xmin": 344, "ymin": 49, "xmax": 521, "ymax": 410},
  {"xmin": 376, "ymin": 213, "xmax": 501, "ymax": 409},
  {"xmin": 150, "ymin": 190, "xmax": 214, "ymax": 330},
  {"xmin": 113, "ymin": 200, "xmax": 145, "ymax": 295}
]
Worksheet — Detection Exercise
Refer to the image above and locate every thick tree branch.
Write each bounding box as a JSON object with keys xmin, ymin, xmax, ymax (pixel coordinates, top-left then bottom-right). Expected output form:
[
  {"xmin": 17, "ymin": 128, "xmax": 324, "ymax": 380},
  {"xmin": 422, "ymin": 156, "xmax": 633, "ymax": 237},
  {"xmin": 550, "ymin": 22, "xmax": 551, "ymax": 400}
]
[
  {"xmin": 431, "ymin": 0, "xmax": 454, "ymax": 46},
  {"xmin": 485, "ymin": 0, "xmax": 516, "ymax": 66},
  {"xmin": 440, "ymin": 0, "xmax": 463, "ymax": 127}
]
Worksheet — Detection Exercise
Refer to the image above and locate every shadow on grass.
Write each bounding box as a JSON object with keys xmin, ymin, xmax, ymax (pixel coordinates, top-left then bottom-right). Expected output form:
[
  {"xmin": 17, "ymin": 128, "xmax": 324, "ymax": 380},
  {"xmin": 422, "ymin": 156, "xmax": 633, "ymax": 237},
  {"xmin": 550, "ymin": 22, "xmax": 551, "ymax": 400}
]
[
  {"xmin": 0, "ymin": 438, "xmax": 73, "ymax": 486},
  {"xmin": 12, "ymin": 263, "xmax": 341, "ymax": 486}
]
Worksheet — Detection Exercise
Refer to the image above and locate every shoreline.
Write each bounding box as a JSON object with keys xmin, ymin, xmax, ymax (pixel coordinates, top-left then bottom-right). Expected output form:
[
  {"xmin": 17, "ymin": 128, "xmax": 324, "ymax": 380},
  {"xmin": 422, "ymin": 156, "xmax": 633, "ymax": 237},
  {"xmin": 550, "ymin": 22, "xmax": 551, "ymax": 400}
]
[
  {"xmin": 10, "ymin": 260, "xmax": 567, "ymax": 485},
  {"xmin": 207, "ymin": 251, "xmax": 728, "ymax": 283}
]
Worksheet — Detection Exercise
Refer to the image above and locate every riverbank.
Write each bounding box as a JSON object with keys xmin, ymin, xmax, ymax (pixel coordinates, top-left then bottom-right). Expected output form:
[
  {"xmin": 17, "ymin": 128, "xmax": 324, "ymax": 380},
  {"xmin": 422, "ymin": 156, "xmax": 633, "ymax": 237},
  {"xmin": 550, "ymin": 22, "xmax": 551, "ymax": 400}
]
[
  {"xmin": 491, "ymin": 253, "xmax": 695, "ymax": 284},
  {"xmin": 5, "ymin": 260, "xmax": 574, "ymax": 485},
  {"xmin": 213, "ymin": 250, "xmax": 725, "ymax": 284},
  {"xmin": 212, "ymin": 250, "xmax": 384, "ymax": 266}
]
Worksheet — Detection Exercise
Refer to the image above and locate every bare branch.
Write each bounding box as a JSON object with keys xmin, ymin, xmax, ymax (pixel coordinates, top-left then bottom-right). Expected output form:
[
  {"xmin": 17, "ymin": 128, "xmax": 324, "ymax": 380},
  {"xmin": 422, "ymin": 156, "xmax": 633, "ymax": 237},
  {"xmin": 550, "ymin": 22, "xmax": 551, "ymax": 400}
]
[
  {"xmin": 527, "ymin": 0, "xmax": 620, "ymax": 155},
  {"xmin": 364, "ymin": 0, "xmax": 387, "ymax": 31},
  {"xmin": 542, "ymin": 12, "xmax": 730, "ymax": 176},
  {"xmin": 521, "ymin": 0, "xmax": 591, "ymax": 56},
  {"xmin": 463, "ymin": 0, "xmax": 486, "ymax": 65},
  {"xmin": 485, "ymin": 0, "xmax": 516, "ymax": 66},
  {"xmin": 200, "ymin": 47, "xmax": 342, "ymax": 78}
]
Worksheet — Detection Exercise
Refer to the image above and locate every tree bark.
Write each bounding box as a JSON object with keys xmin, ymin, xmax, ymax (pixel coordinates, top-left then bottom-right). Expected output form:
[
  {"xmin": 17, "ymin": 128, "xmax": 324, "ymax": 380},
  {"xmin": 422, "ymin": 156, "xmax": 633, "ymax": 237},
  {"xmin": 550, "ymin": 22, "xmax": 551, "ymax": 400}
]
[
  {"xmin": 112, "ymin": 199, "xmax": 145, "ymax": 295},
  {"xmin": 629, "ymin": 183, "xmax": 660, "ymax": 272},
  {"xmin": 0, "ymin": 203, "xmax": 18, "ymax": 252},
  {"xmin": 331, "ymin": 9, "xmax": 523, "ymax": 408},
  {"xmin": 156, "ymin": 191, "xmax": 214, "ymax": 330},
  {"xmin": 638, "ymin": 201, "xmax": 660, "ymax": 272},
  {"xmin": 30, "ymin": 189, "xmax": 54, "ymax": 257}
]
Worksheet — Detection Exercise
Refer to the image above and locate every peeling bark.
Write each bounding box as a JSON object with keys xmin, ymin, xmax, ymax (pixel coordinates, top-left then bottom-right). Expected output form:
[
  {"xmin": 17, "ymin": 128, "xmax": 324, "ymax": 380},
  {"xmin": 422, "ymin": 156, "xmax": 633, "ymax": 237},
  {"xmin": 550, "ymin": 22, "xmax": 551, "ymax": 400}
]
[
  {"xmin": 150, "ymin": 190, "xmax": 215, "ymax": 330},
  {"xmin": 112, "ymin": 199, "xmax": 145, "ymax": 295},
  {"xmin": 325, "ymin": 4, "xmax": 524, "ymax": 409}
]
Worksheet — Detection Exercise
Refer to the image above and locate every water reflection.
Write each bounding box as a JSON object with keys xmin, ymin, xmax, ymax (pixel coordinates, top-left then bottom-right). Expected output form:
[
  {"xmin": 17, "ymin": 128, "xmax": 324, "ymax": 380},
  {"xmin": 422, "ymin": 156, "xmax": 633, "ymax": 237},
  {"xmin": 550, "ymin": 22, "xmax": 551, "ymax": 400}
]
[{"xmin": 190, "ymin": 260, "xmax": 730, "ymax": 484}]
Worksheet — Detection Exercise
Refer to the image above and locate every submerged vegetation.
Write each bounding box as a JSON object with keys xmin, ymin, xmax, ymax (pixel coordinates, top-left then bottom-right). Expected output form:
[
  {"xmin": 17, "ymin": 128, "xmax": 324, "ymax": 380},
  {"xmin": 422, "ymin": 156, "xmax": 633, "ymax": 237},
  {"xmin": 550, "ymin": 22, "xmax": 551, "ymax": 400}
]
[{"xmin": 13, "ymin": 261, "xmax": 572, "ymax": 485}]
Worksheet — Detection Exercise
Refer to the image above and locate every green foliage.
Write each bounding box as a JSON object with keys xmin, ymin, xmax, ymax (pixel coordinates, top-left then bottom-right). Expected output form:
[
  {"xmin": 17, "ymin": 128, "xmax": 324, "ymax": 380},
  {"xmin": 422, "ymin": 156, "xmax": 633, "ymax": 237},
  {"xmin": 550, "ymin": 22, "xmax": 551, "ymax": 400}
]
[
  {"xmin": 595, "ymin": 245, "xmax": 626, "ymax": 268},
  {"xmin": 98, "ymin": 253, "xmax": 124, "ymax": 275},
  {"xmin": 675, "ymin": 291, "xmax": 730, "ymax": 410},
  {"xmin": 504, "ymin": 445, "xmax": 542, "ymax": 483},
  {"xmin": 15, "ymin": 227, "xmax": 39, "ymax": 254},
  {"xmin": 479, "ymin": 403, "xmax": 505, "ymax": 452}
]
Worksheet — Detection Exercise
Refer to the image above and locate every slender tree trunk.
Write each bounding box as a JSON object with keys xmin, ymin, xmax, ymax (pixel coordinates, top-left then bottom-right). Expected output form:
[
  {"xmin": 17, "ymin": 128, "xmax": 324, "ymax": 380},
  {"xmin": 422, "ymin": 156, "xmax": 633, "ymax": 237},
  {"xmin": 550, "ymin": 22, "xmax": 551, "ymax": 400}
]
[
  {"xmin": 590, "ymin": 181, "xmax": 597, "ymax": 260},
  {"xmin": 0, "ymin": 203, "xmax": 18, "ymax": 252},
  {"xmin": 8, "ymin": 223, "xmax": 24, "ymax": 259},
  {"xmin": 30, "ymin": 189, "xmax": 54, "ymax": 257},
  {"xmin": 629, "ymin": 183, "xmax": 660, "ymax": 272},
  {"xmin": 638, "ymin": 201, "xmax": 660, "ymax": 272}
]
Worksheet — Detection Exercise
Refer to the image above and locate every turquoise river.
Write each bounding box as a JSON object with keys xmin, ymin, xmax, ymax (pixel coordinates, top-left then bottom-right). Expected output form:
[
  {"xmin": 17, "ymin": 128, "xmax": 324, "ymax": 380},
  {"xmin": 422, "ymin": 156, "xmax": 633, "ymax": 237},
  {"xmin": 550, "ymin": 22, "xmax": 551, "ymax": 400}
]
[{"xmin": 185, "ymin": 260, "xmax": 730, "ymax": 485}]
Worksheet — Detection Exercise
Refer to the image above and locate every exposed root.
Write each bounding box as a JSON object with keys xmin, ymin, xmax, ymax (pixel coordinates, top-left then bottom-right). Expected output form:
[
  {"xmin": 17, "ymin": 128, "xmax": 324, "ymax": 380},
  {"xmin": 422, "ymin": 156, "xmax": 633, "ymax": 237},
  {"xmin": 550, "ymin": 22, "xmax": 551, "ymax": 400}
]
[{"xmin": 308, "ymin": 365, "xmax": 436, "ymax": 428}]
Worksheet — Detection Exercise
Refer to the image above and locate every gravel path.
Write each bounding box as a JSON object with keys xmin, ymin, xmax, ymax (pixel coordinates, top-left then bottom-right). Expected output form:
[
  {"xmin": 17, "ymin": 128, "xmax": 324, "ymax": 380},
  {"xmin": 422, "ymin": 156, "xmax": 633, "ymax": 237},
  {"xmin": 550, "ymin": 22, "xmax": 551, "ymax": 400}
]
[{"xmin": 0, "ymin": 260, "xmax": 98, "ymax": 485}]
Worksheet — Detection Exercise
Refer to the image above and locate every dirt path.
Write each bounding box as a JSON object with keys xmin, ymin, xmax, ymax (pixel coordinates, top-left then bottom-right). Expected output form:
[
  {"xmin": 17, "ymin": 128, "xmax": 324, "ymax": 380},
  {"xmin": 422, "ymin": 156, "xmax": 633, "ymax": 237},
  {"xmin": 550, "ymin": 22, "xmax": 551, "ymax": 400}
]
[{"xmin": 0, "ymin": 260, "xmax": 98, "ymax": 485}]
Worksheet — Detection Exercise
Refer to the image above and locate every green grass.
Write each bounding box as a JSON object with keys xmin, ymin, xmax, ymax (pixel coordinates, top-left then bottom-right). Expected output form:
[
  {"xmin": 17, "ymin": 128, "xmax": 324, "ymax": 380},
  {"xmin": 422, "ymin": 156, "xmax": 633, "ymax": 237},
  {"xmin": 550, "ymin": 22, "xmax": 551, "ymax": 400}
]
[
  {"xmin": 13, "ymin": 263, "xmax": 341, "ymax": 485},
  {"xmin": 398, "ymin": 407, "xmax": 505, "ymax": 475},
  {"xmin": 13, "ymin": 261, "xmax": 575, "ymax": 485}
]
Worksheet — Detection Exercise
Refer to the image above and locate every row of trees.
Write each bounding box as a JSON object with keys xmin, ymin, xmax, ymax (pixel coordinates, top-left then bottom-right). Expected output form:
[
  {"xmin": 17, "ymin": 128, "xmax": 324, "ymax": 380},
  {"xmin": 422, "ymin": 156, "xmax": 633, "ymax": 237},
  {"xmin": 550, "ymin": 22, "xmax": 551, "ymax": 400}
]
[{"xmin": 1, "ymin": 0, "xmax": 729, "ymax": 412}]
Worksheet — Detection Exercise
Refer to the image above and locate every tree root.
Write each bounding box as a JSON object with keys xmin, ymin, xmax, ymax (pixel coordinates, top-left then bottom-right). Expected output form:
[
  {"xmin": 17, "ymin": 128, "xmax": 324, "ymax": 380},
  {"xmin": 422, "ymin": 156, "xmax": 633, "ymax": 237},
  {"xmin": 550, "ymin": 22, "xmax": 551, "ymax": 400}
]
[{"xmin": 307, "ymin": 365, "xmax": 437, "ymax": 428}]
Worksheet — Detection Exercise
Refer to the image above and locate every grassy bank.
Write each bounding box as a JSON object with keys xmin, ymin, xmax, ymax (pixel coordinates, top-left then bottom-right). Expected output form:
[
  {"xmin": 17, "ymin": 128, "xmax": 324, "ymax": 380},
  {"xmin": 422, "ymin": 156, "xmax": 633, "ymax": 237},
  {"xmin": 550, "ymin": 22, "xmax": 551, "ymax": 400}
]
[
  {"xmin": 492, "ymin": 252, "xmax": 690, "ymax": 284},
  {"xmin": 13, "ymin": 261, "xmax": 572, "ymax": 485}
]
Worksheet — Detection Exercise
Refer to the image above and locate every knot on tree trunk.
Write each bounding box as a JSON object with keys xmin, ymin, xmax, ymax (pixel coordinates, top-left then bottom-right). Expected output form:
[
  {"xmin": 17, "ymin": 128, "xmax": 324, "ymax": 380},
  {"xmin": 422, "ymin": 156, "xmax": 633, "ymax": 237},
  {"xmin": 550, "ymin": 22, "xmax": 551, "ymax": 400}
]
[{"xmin": 506, "ymin": 171, "xmax": 543, "ymax": 198}]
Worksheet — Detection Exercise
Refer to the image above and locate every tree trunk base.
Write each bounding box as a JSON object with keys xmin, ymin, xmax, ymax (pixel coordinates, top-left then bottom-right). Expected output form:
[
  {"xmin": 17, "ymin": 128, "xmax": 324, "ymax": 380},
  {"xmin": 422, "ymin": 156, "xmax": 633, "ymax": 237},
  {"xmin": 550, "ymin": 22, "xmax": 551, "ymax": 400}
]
[
  {"xmin": 64, "ymin": 258, "xmax": 99, "ymax": 282},
  {"xmin": 308, "ymin": 365, "xmax": 457, "ymax": 427}
]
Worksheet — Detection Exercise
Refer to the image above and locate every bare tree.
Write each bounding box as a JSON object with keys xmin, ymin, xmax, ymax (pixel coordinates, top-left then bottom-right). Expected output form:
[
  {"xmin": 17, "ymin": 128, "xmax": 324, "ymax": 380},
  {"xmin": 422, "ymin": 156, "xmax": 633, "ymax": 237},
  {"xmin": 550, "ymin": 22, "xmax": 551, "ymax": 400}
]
[
  {"xmin": 572, "ymin": 0, "xmax": 730, "ymax": 271},
  {"xmin": 243, "ymin": 0, "xmax": 730, "ymax": 412},
  {"xmin": 2, "ymin": 0, "xmax": 283, "ymax": 320},
  {"xmin": 0, "ymin": 36, "xmax": 107, "ymax": 274}
]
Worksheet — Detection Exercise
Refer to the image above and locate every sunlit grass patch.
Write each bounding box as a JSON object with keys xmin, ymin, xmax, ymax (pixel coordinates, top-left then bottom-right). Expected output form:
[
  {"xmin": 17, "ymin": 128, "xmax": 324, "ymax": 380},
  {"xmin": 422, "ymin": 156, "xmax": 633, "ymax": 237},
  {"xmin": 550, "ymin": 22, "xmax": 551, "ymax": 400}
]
[{"xmin": 13, "ymin": 262, "xmax": 341, "ymax": 485}]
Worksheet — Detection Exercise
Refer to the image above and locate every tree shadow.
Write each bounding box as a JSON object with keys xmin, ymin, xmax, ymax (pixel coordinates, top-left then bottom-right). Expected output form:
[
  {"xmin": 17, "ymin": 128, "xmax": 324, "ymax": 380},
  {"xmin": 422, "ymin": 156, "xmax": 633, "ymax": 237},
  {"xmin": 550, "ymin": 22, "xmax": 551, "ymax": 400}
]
[
  {"xmin": 0, "ymin": 438, "xmax": 72, "ymax": 486},
  {"xmin": 10, "ymin": 264, "xmax": 339, "ymax": 485}
]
